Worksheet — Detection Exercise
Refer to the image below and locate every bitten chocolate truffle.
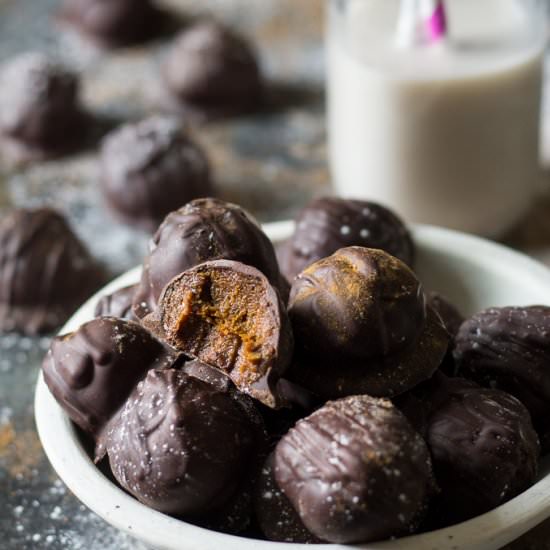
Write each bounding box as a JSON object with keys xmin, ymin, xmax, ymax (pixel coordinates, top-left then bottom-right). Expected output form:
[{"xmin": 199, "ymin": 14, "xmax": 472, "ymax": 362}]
[
  {"xmin": 161, "ymin": 21, "xmax": 263, "ymax": 120},
  {"xmin": 133, "ymin": 198, "xmax": 287, "ymax": 319},
  {"xmin": 287, "ymin": 247, "xmax": 448, "ymax": 398},
  {"xmin": 0, "ymin": 208, "xmax": 104, "ymax": 334},
  {"xmin": 100, "ymin": 117, "xmax": 211, "ymax": 232},
  {"xmin": 454, "ymin": 306, "xmax": 550, "ymax": 451},
  {"xmin": 278, "ymin": 197, "xmax": 414, "ymax": 282},
  {"xmin": 149, "ymin": 260, "xmax": 293, "ymax": 408},
  {"xmin": 104, "ymin": 368, "xmax": 264, "ymax": 522},
  {"xmin": 0, "ymin": 52, "xmax": 86, "ymax": 158},
  {"xmin": 272, "ymin": 395, "xmax": 434, "ymax": 544},
  {"xmin": 94, "ymin": 284, "xmax": 137, "ymax": 321},
  {"xmin": 58, "ymin": 0, "xmax": 162, "ymax": 47},
  {"xmin": 42, "ymin": 317, "xmax": 180, "ymax": 458},
  {"xmin": 418, "ymin": 375, "xmax": 540, "ymax": 525}
]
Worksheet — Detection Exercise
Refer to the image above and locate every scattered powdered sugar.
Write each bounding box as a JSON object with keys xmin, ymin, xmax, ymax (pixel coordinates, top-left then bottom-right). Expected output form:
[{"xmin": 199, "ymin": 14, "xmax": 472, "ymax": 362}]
[
  {"xmin": 13, "ymin": 505, "xmax": 24, "ymax": 517},
  {"xmin": 0, "ymin": 358, "xmax": 11, "ymax": 372},
  {"xmin": 0, "ymin": 406, "xmax": 13, "ymax": 425},
  {"xmin": 49, "ymin": 506, "xmax": 62, "ymax": 520},
  {"xmin": 6, "ymin": 476, "xmax": 149, "ymax": 550}
]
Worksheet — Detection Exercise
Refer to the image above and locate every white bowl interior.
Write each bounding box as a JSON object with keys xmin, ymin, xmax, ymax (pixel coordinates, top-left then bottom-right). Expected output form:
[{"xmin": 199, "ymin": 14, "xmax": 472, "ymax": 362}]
[{"xmin": 35, "ymin": 221, "xmax": 550, "ymax": 550}]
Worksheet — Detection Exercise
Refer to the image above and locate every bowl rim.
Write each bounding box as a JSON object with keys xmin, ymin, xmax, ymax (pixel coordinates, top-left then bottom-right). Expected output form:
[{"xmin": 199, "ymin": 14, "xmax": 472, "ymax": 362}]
[{"xmin": 35, "ymin": 221, "xmax": 550, "ymax": 550}]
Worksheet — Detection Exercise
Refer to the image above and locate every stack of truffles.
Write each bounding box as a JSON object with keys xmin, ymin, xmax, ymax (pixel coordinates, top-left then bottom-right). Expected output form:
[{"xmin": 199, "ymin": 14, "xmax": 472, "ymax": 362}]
[{"xmin": 41, "ymin": 197, "xmax": 547, "ymax": 544}]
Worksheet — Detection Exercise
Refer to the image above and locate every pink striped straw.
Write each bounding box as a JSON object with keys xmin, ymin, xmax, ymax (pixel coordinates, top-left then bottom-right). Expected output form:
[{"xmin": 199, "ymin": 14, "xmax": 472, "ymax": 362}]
[
  {"xmin": 395, "ymin": 0, "xmax": 447, "ymax": 48},
  {"xmin": 425, "ymin": 1, "xmax": 447, "ymax": 43}
]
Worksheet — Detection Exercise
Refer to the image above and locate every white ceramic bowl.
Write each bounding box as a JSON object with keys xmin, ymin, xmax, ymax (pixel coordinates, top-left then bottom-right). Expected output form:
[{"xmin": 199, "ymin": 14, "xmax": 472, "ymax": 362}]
[{"xmin": 35, "ymin": 221, "xmax": 550, "ymax": 550}]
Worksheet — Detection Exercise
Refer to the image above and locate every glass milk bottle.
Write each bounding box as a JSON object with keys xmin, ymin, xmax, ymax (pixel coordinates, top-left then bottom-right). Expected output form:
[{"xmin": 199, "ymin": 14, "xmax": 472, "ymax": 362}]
[{"xmin": 327, "ymin": 0, "xmax": 546, "ymax": 236}]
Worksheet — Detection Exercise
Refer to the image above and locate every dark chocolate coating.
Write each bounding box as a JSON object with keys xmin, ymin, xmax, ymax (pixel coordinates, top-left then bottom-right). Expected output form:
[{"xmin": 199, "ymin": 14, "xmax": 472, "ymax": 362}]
[
  {"xmin": 394, "ymin": 372, "xmax": 480, "ymax": 440},
  {"xmin": 181, "ymin": 358, "xmax": 232, "ymax": 392},
  {"xmin": 0, "ymin": 208, "xmax": 104, "ymax": 334},
  {"xmin": 289, "ymin": 246, "xmax": 425, "ymax": 359},
  {"xmin": 58, "ymin": 0, "xmax": 161, "ymax": 46},
  {"xmin": 274, "ymin": 395, "xmax": 434, "ymax": 544},
  {"xmin": 104, "ymin": 368, "xmax": 263, "ymax": 520},
  {"xmin": 420, "ymin": 375, "xmax": 540, "ymax": 525},
  {"xmin": 100, "ymin": 117, "xmax": 211, "ymax": 232},
  {"xmin": 94, "ymin": 284, "xmax": 137, "ymax": 321},
  {"xmin": 427, "ymin": 292, "xmax": 464, "ymax": 377},
  {"xmin": 42, "ymin": 317, "xmax": 179, "ymax": 457},
  {"xmin": 279, "ymin": 197, "xmax": 414, "ymax": 282},
  {"xmin": 287, "ymin": 324, "xmax": 450, "ymax": 398},
  {"xmin": 427, "ymin": 291, "xmax": 464, "ymax": 338},
  {"xmin": 133, "ymin": 198, "xmax": 287, "ymax": 318},
  {"xmin": 254, "ymin": 453, "xmax": 320, "ymax": 543},
  {"xmin": 151, "ymin": 259, "xmax": 293, "ymax": 408},
  {"xmin": 287, "ymin": 247, "xmax": 448, "ymax": 398},
  {"xmin": 454, "ymin": 306, "xmax": 550, "ymax": 451},
  {"xmin": 182, "ymin": 362, "xmax": 316, "ymax": 448},
  {"xmin": 0, "ymin": 52, "xmax": 85, "ymax": 155},
  {"xmin": 161, "ymin": 21, "xmax": 262, "ymax": 120},
  {"xmin": 179, "ymin": 358, "xmax": 269, "ymax": 533},
  {"xmin": 257, "ymin": 378, "xmax": 319, "ymax": 449}
]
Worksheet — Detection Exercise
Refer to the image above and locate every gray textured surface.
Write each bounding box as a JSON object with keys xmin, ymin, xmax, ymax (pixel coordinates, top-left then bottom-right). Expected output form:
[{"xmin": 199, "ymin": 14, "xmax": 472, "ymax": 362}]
[{"xmin": 2, "ymin": 1, "xmax": 550, "ymax": 549}]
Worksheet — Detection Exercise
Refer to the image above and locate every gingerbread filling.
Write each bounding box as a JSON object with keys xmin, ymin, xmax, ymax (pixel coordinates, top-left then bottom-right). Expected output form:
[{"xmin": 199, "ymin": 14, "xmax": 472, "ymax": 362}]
[{"xmin": 161, "ymin": 267, "xmax": 277, "ymax": 388}]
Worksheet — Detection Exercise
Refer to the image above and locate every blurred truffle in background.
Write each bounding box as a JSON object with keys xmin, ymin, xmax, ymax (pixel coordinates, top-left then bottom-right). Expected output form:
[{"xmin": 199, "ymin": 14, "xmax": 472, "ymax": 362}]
[
  {"xmin": 0, "ymin": 208, "xmax": 105, "ymax": 335},
  {"xmin": 0, "ymin": 52, "xmax": 88, "ymax": 160},
  {"xmin": 161, "ymin": 21, "xmax": 264, "ymax": 121},
  {"xmin": 57, "ymin": 0, "xmax": 166, "ymax": 47},
  {"xmin": 100, "ymin": 116, "xmax": 212, "ymax": 232}
]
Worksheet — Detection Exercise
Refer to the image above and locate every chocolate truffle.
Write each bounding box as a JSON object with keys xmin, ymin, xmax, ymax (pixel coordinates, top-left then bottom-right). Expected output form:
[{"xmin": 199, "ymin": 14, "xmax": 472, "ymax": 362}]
[
  {"xmin": 287, "ymin": 247, "xmax": 448, "ymax": 398},
  {"xmin": 161, "ymin": 21, "xmax": 263, "ymax": 120},
  {"xmin": 454, "ymin": 306, "xmax": 550, "ymax": 451},
  {"xmin": 273, "ymin": 395, "xmax": 434, "ymax": 544},
  {"xmin": 178, "ymin": 358, "xmax": 269, "ymax": 533},
  {"xmin": 149, "ymin": 259, "xmax": 293, "ymax": 408},
  {"xmin": 42, "ymin": 317, "xmax": 180, "ymax": 458},
  {"xmin": 94, "ymin": 284, "xmax": 137, "ymax": 321},
  {"xmin": 279, "ymin": 197, "xmax": 414, "ymax": 282},
  {"xmin": 104, "ymin": 368, "xmax": 264, "ymax": 521},
  {"xmin": 427, "ymin": 291, "xmax": 464, "ymax": 338},
  {"xmin": 426, "ymin": 292, "xmax": 464, "ymax": 376},
  {"xmin": 0, "ymin": 52, "xmax": 86, "ymax": 158},
  {"xmin": 183, "ymin": 361, "xmax": 315, "ymax": 447},
  {"xmin": 0, "ymin": 208, "xmax": 104, "ymax": 334},
  {"xmin": 133, "ymin": 197, "xmax": 287, "ymax": 319},
  {"xmin": 256, "ymin": 378, "xmax": 319, "ymax": 448},
  {"xmin": 182, "ymin": 360, "xmax": 315, "ymax": 426},
  {"xmin": 418, "ymin": 374, "xmax": 540, "ymax": 525},
  {"xmin": 58, "ymin": 0, "xmax": 162, "ymax": 47},
  {"xmin": 180, "ymin": 358, "xmax": 233, "ymax": 392},
  {"xmin": 100, "ymin": 117, "xmax": 212, "ymax": 232},
  {"xmin": 254, "ymin": 453, "xmax": 320, "ymax": 543}
]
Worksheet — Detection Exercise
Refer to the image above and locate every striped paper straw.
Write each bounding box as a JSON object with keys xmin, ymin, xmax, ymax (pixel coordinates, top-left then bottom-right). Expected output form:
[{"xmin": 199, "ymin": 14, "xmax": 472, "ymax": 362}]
[
  {"xmin": 425, "ymin": 0, "xmax": 447, "ymax": 43},
  {"xmin": 396, "ymin": 0, "xmax": 447, "ymax": 48}
]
